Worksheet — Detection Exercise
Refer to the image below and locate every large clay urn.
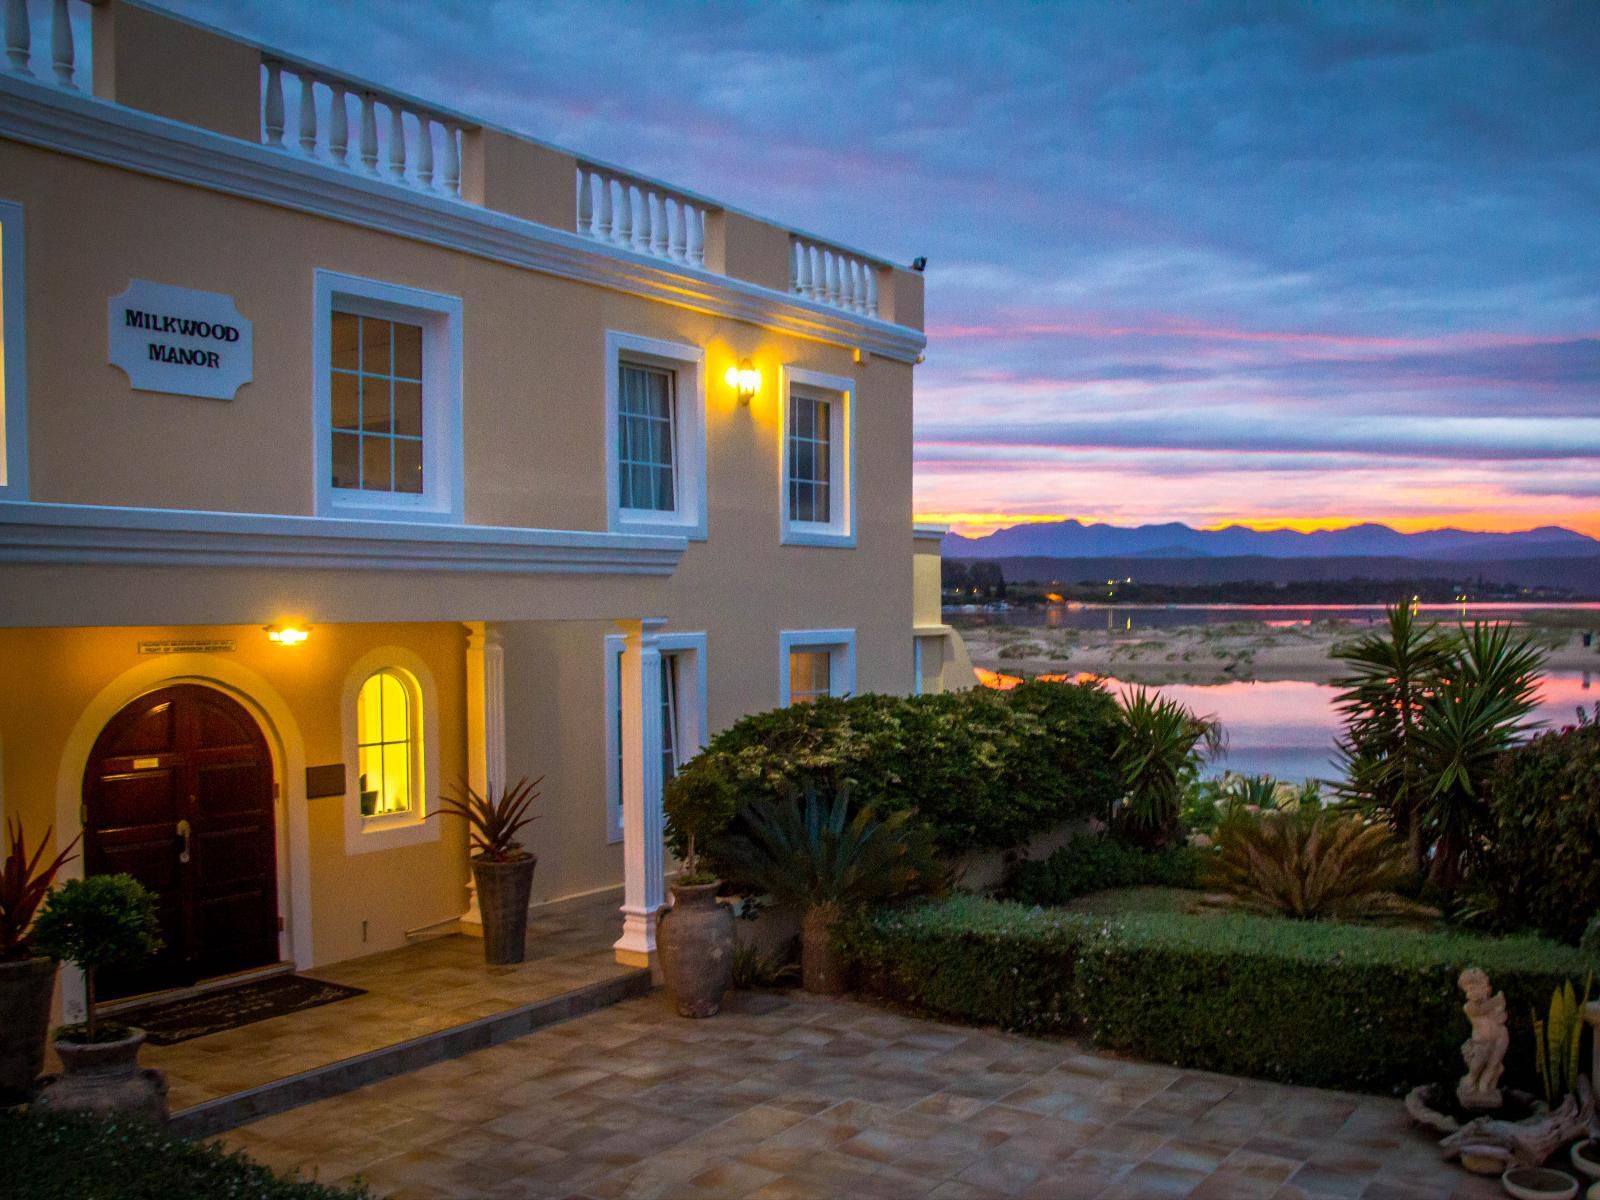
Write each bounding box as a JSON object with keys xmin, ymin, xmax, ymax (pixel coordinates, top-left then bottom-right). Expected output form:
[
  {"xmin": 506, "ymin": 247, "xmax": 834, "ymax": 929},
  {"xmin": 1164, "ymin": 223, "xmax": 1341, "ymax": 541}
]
[
  {"xmin": 473, "ymin": 854, "xmax": 538, "ymax": 965},
  {"xmin": 801, "ymin": 903, "xmax": 849, "ymax": 995},
  {"xmin": 658, "ymin": 881, "xmax": 734, "ymax": 1017},
  {"xmin": 34, "ymin": 1029, "xmax": 168, "ymax": 1123},
  {"xmin": 0, "ymin": 956, "xmax": 57, "ymax": 1101}
]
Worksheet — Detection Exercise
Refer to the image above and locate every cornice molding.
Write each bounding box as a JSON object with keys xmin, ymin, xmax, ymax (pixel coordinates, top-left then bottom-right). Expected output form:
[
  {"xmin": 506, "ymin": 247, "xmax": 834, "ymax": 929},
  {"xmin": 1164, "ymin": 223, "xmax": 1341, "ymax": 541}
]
[
  {"xmin": 0, "ymin": 76, "xmax": 928, "ymax": 364},
  {"xmin": 0, "ymin": 501, "xmax": 686, "ymax": 574}
]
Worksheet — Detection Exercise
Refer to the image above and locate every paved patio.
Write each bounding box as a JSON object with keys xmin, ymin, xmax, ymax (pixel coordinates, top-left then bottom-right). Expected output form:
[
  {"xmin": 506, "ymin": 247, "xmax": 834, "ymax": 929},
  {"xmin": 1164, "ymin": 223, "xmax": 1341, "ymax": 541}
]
[
  {"xmin": 223, "ymin": 989, "xmax": 1502, "ymax": 1200},
  {"xmin": 129, "ymin": 889, "xmax": 632, "ymax": 1111}
]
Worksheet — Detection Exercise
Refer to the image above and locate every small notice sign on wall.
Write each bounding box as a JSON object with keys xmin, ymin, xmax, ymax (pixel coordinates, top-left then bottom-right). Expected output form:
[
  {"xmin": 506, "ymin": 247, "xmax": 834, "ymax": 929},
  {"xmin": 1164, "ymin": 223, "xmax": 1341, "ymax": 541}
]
[
  {"xmin": 138, "ymin": 639, "xmax": 237, "ymax": 655},
  {"xmin": 108, "ymin": 280, "xmax": 254, "ymax": 400}
]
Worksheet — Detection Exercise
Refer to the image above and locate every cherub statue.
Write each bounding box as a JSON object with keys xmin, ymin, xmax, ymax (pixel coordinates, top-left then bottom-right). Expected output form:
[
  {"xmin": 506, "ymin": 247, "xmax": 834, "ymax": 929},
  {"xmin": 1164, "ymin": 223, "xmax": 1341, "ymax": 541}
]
[{"xmin": 1458, "ymin": 967, "xmax": 1509, "ymax": 1109}]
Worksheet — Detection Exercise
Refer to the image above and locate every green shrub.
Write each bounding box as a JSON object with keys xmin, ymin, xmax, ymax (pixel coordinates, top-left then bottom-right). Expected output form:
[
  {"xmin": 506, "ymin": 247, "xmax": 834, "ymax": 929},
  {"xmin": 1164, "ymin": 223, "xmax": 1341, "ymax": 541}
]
[
  {"xmin": 839, "ymin": 896, "xmax": 1597, "ymax": 1094},
  {"xmin": 1479, "ymin": 725, "xmax": 1600, "ymax": 943},
  {"xmin": 670, "ymin": 680, "xmax": 1122, "ymax": 859},
  {"xmin": 3, "ymin": 1109, "xmax": 369, "ymax": 1199},
  {"xmin": 1004, "ymin": 836, "xmax": 1205, "ymax": 905}
]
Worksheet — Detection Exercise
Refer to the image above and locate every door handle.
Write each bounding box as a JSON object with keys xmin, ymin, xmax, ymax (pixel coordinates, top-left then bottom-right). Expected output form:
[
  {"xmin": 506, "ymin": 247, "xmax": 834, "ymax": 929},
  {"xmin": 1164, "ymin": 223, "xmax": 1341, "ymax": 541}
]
[{"xmin": 176, "ymin": 818, "xmax": 192, "ymax": 864}]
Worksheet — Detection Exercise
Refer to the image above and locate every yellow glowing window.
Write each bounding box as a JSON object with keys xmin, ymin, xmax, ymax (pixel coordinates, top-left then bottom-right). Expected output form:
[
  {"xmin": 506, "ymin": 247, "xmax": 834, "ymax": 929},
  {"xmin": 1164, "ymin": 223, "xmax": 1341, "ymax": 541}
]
[
  {"xmin": 357, "ymin": 669, "xmax": 415, "ymax": 817},
  {"xmin": 788, "ymin": 650, "xmax": 832, "ymax": 705}
]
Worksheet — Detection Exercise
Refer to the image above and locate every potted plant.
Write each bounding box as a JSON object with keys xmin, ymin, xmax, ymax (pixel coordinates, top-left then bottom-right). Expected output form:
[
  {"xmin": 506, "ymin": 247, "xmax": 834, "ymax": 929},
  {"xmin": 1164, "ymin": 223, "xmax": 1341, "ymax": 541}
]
[
  {"xmin": 715, "ymin": 783, "xmax": 946, "ymax": 994},
  {"xmin": 29, "ymin": 873, "xmax": 166, "ymax": 1121},
  {"xmin": 0, "ymin": 820, "xmax": 78, "ymax": 1102},
  {"xmin": 437, "ymin": 777, "xmax": 541, "ymax": 965},
  {"xmin": 660, "ymin": 761, "xmax": 739, "ymax": 1017}
]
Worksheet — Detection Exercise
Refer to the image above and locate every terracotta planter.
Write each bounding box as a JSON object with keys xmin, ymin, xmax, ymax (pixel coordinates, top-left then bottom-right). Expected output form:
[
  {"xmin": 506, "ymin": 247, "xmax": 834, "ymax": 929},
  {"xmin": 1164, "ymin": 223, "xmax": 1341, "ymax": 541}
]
[
  {"xmin": 0, "ymin": 956, "xmax": 56, "ymax": 1101},
  {"xmin": 473, "ymin": 854, "xmax": 537, "ymax": 965},
  {"xmin": 658, "ymin": 881, "xmax": 734, "ymax": 1018},
  {"xmin": 801, "ymin": 904, "xmax": 849, "ymax": 995},
  {"xmin": 34, "ymin": 1029, "xmax": 168, "ymax": 1123}
]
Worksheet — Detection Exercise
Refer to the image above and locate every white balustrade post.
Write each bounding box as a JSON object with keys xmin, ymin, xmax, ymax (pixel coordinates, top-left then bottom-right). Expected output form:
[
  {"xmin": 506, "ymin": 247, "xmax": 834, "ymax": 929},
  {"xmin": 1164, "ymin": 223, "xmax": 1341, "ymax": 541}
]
[
  {"xmin": 5, "ymin": 0, "xmax": 30, "ymax": 76},
  {"xmin": 807, "ymin": 245, "xmax": 822, "ymax": 299},
  {"xmin": 649, "ymin": 192, "xmax": 668, "ymax": 258},
  {"xmin": 49, "ymin": 0, "xmax": 72, "ymax": 87},
  {"xmin": 576, "ymin": 169, "xmax": 593, "ymax": 234},
  {"xmin": 598, "ymin": 175, "xmax": 614, "ymax": 241},
  {"xmin": 416, "ymin": 116, "xmax": 434, "ymax": 189},
  {"xmin": 263, "ymin": 63, "xmax": 286, "ymax": 147},
  {"xmin": 442, "ymin": 123, "xmax": 461, "ymax": 197},
  {"xmin": 687, "ymin": 205, "xmax": 705, "ymax": 267},
  {"xmin": 793, "ymin": 241, "xmax": 809, "ymax": 295},
  {"xmin": 460, "ymin": 622, "xmax": 508, "ymax": 937},
  {"xmin": 297, "ymin": 75, "xmax": 318, "ymax": 156},
  {"xmin": 358, "ymin": 92, "xmax": 378, "ymax": 174},
  {"xmin": 825, "ymin": 252, "xmax": 841, "ymax": 306},
  {"xmin": 388, "ymin": 106, "xmax": 407, "ymax": 181},
  {"xmin": 328, "ymin": 84, "xmax": 349, "ymax": 166},
  {"xmin": 614, "ymin": 617, "xmax": 666, "ymax": 967},
  {"xmin": 865, "ymin": 266, "xmax": 879, "ymax": 317},
  {"xmin": 669, "ymin": 199, "xmax": 686, "ymax": 263},
  {"xmin": 840, "ymin": 259, "xmax": 857, "ymax": 311},
  {"xmin": 613, "ymin": 182, "xmax": 632, "ymax": 247}
]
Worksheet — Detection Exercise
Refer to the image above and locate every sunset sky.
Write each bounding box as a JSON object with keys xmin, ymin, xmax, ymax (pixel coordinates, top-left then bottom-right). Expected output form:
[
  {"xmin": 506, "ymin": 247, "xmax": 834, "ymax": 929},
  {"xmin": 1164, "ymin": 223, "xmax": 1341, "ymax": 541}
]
[{"xmin": 167, "ymin": 0, "xmax": 1600, "ymax": 538}]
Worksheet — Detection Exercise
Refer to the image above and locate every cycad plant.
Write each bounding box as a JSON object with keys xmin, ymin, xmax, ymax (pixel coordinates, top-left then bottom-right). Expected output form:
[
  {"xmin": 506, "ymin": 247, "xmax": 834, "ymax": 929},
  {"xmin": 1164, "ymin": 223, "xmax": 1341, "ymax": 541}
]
[
  {"xmin": 1114, "ymin": 686, "xmax": 1223, "ymax": 848},
  {"xmin": 1331, "ymin": 602, "xmax": 1453, "ymax": 874},
  {"xmin": 713, "ymin": 784, "xmax": 945, "ymax": 993},
  {"xmin": 1207, "ymin": 808, "xmax": 1409, "ymax": 920}
]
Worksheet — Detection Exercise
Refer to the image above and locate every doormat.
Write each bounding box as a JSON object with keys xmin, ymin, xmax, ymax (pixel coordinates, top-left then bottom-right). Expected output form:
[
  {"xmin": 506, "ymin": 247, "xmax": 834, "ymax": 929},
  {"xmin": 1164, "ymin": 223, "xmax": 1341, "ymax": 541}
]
[{"xmin": 116, "ymin": 975, "xmax": 367, "ymax": 1046}]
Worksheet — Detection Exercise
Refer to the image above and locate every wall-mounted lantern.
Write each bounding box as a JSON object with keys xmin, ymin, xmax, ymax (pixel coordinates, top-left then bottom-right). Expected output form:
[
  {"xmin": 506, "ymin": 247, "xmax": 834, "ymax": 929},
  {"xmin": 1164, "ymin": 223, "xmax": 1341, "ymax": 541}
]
[
  {"xmin": 265, "ymin": 624, "xmax": 311, "ymax": 646},
  {"xmin": 725, "ymin": 359, "xmax": 761, "ymax": 406}
]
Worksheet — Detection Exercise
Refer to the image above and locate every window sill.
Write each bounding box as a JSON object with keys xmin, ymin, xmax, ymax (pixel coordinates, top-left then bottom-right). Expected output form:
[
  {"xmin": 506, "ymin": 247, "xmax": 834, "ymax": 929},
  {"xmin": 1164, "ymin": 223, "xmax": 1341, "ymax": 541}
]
[
  {"xmin": 346, "ymin": 809, "xmax": 438, "ymax": 855},
  {"xmin": 614, "ymin": 509, "xmax": 708, "ymax": 541},
  {"xmin": 780, "ymin": 524, "xmax": 856, "ymax": 548}
]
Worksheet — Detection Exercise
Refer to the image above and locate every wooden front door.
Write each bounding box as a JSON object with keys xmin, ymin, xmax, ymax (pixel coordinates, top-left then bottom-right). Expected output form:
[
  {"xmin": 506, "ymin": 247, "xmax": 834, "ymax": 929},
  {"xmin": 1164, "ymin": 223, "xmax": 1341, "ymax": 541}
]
[{"xmin": 82, "ymin": 685, "xmax": 280, "ymax": 999}]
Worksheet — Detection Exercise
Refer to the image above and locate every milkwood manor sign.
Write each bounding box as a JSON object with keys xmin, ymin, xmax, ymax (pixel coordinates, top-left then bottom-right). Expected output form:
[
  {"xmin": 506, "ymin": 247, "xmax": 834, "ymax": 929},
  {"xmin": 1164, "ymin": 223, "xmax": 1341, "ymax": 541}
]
[{"xmin": 108, "ymin": 280, "xmax": 254, "ymax": 400}]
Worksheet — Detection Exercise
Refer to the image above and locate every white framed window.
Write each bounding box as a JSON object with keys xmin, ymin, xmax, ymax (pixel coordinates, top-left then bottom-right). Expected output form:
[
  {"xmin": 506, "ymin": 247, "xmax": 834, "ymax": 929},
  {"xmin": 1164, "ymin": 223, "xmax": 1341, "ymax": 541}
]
[
  {"xmin": 313, "ymin": 271, "xmax": 462, "ymax": 522},
  {"xmin": 604, "ymin": 631, "xmax": 707, "ymax": 845},
  {"xmin": 605, "ymin": 331, "xmax": 706, "ymax": 539},
  {"xmin": 779, "ymin": 366, "xmax": 855, "ymax": 547},
  {"xmin": 340, "ymin": 648, "xmax": 440, "ymax": 854},
  {"xmin": 778, "ymin": 629, "xmax": 857, "ymax": 706},
  {"xmin": 0, "ymin": 199, "xmax": 28, "ymax": 500}
]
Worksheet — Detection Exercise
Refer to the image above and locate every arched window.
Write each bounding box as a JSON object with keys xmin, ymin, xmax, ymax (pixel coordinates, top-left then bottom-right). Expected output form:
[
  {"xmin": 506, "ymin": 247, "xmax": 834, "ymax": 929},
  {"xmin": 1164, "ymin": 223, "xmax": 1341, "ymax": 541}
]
[{"xmin": 356, "ymin": 669, "xmax": 416, "ymax": 817}]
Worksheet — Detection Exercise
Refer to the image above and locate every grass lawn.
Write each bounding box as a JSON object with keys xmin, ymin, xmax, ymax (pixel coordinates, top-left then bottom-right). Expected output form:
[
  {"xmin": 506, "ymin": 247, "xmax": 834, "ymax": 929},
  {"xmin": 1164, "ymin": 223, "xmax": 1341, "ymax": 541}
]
[{"xmin": 1059, "ymin": 885, "xmax": 1209, "ymax": 915}]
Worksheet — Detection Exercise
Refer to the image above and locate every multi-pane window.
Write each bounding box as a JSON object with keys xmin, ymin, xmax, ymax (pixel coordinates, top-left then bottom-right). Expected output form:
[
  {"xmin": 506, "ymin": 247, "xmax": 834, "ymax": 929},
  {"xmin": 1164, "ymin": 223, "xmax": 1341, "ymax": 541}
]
[
  {"xmin": 330, "ymin": 313, "xmax": 424, "ymax": 496},
  {"xmin": 356, "ymin": 669, "xmax": 415, "ymax": 817},
  {"xmin": 786, "ymin": 390, "xmax": 831, "ymax": 524},
  {"xmin": 617, "ymin": 363, "xmax": 677, "ymax": 512},
  {"xmin": 788, "ymin": 649, "xmax": 832, "ymax": 705}
]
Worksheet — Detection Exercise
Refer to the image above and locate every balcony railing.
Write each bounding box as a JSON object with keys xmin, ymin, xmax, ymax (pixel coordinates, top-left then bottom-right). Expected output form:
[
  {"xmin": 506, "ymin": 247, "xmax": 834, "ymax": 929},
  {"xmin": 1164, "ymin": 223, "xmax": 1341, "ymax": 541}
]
[
  {"xmin": 4, "ymin": 0, "xmax": 92, "ymax": 92},
  {"xmin": 575, "ymin": 162, "xmax": 708, "ymax": 268},
  {"xmin": 261, "ymin": 57, "xmax": 472, "ymax": 199},
  {"xmin": 791, "ymin": 236, "xmax": 879, "ymax": 317}
]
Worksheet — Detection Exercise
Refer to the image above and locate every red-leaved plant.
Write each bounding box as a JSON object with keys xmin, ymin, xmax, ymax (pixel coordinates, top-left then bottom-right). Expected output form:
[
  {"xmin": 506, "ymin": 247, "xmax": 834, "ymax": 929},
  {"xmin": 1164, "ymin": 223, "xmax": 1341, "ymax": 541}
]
[
  {"xmin": 1, "ymin": 820, "xmax": 80, "ymax": 961},
  {"xmin": 436, "ymin": 777, "xmax": 542, "ymax": 862}
]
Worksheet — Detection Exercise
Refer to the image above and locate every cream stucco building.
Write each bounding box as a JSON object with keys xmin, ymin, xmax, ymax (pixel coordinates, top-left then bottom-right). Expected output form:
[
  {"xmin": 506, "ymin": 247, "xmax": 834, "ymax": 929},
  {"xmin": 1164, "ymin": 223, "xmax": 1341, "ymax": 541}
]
[{"xmin": 0, "ymin": 0, "xmax": 967, "ymax": 1019}]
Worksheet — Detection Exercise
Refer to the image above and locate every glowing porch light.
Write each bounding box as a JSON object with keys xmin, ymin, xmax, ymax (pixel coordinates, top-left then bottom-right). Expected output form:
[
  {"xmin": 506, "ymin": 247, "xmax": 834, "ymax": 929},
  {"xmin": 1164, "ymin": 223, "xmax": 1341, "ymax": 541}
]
[
  {"xmin": 265, "ymin": 624, "xmax": 311, "ymax": 646},
  {"xmin": 724, "ymin": 359, "xmax": 761, "ymax": 406}
]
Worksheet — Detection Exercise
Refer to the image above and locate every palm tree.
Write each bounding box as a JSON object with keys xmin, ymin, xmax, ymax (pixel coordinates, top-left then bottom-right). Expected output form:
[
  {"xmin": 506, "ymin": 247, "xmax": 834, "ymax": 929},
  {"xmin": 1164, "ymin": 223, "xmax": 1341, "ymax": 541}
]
[
  {"xmin": 1331, "ymin": 602, "xmax": 1453, "ymax": 874},
  {"xmin": 1114, "ymin": 686, "xmax": 1222, "ymax": 848}
]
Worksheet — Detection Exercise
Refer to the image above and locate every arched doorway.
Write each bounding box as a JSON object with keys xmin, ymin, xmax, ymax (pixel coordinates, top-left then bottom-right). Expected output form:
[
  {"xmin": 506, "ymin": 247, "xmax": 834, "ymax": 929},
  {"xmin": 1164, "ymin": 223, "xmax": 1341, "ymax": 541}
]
[{"xmin": 82, "ymin": 684, "xmax": 280, "ymax": 999}]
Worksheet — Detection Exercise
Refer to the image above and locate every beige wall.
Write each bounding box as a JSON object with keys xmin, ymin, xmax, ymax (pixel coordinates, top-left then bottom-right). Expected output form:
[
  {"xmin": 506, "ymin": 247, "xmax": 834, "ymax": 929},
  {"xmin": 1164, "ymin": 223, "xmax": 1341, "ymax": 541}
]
[
  {"xmin": 914, "ymin": 539, "xmax": 944, "ymax": 628},
  {"xmin": 0, "ymin": 622, "xmax": 469, "ymax": 967}
]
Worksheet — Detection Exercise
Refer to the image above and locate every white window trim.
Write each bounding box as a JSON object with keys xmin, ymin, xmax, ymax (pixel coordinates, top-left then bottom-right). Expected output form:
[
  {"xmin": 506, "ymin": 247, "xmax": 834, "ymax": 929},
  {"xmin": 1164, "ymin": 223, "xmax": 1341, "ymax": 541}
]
[
  {"xmin": 0, "ymin": 199, "xmax": 28, "ymax": 500},
  {"xmin": 312, "ymin": 270, "xmax": 463, "ymax": 523},
  {"xmin": 605, "ymin": 331, "xmax": 706, "ymax": 540},
  {"xmin": 778, "ymin": 628, "xmax": 857, "ymax": 706},
  {"xmin": 778, "ymin": 365, "xmax": 855, "ymax": 548},
  {"xmin": 913, "ymin": 637, "xmax": 924, "ymax": 696},
  {"xmin": 340, "ymin": 646, "xmax": 441, "ymax": 854},
  {"xmin": 605, "ymin": 630, "xmax": 708, "ymax": 846}
]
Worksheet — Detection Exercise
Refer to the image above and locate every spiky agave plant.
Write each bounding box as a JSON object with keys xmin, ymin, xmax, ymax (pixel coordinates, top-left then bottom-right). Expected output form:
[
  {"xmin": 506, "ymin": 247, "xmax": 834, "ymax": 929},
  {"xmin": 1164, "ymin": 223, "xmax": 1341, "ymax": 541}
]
[
  {"xmin": 1114, "ymin": 686, "xmax": 1223, "ymax": 847},
  {"xmin": 1206, "ymin": 808, "xmax": 1409, "ymax": 920},
  {"xmin": 1532, "ymin": 975, "xmax": 1593, "ymax": 1105},
  {"xmin": 436, "ymin": 776, "xmax": 542, "ymax": 862},
  {"xmin": 713, "ymin": 783, "xmax": 946, "ymax": 992},
  {"xmin": 0, "ymin": 820, "xmax": 80, "ymax": 961}
]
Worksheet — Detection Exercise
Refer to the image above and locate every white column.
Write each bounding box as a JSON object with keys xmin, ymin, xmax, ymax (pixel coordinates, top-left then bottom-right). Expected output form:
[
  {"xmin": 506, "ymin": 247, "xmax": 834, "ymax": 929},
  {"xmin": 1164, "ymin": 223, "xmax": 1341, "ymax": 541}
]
[
  {"xmin": 460, "ymin": 621, "xmax": 507, "ymax": 937},
  {"xmin": 614, "ymin": 617, "xmax": 666, "ymax": 967}
]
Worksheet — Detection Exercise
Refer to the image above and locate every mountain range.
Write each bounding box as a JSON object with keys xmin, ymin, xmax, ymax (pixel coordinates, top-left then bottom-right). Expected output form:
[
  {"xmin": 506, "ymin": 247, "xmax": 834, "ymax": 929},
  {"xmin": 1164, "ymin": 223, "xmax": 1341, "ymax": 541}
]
[{"xmin": 942, "ymin": 520, "xmax": 1600, "ymax": 561}]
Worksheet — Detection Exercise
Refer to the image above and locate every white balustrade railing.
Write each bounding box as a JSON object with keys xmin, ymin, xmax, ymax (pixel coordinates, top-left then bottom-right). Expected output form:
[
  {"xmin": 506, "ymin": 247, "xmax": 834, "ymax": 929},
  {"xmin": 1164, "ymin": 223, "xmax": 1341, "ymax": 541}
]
[
  {"xmin": 5, "ymin": 0, "xmax": 91, "ymax": 90},
  {"xmin": 575, "ymin": 164, "xmax": 708, "ymax": 268},
  {"xmin": 791, "ymin": 237, "xmax": 880, "ymax": 317},
  {"xmin": 261, "ymin": 57, "xmax": 470, "ymax": 199}
]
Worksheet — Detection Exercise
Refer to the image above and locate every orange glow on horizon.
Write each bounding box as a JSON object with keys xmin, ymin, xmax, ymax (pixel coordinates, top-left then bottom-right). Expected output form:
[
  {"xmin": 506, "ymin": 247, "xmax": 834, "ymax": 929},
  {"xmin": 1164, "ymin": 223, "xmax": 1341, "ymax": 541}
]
[{"xmin": 917, "ymin": 510, "xmax": 1600, "ymax": 540}]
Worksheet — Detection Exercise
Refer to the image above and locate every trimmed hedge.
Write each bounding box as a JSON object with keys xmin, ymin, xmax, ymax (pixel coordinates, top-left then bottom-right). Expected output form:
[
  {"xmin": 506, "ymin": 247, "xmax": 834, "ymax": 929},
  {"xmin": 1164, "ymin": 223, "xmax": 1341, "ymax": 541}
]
[
  {"xmin": 1481, "ymin": 724, "xmax": 1600, "ymax": 944},
  {"xmin": 1005, "ymin": 836, "xmax": 1206, "ymax": 905},
  {"xmin": 5, "ymin": 1109, "xmax": 369, "ymax": 1199},
  {"xmin": 839, "ymin": 895, "xmax": 1597, "ymax": 1095},
  {"xmin": 668, "ymin": 679, "xmax": 1121, "ymax": 858}
]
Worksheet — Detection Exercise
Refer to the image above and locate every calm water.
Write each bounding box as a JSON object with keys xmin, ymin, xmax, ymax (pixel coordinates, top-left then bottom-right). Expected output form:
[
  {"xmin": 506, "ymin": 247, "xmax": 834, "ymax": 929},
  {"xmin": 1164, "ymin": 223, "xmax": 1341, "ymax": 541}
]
[{"xmin": 957, "ymin": 603, "xmax": 1599, "ymax": 782}]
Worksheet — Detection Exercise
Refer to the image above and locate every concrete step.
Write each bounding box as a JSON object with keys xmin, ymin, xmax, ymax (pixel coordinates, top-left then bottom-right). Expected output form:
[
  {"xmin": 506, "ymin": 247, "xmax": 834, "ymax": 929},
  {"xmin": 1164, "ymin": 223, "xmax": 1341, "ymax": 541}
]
[{"xmin": 169, "ymin": 969, "xmax": 652, "ymax": 1139}]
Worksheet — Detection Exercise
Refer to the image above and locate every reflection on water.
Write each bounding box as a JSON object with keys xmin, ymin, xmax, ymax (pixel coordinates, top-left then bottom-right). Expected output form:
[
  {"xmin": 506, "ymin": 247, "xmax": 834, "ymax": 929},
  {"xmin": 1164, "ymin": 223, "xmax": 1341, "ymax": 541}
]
[
  {"xmin": 957, "ymin": 602, "xmax": 1600, "ymax": 635},
  {"xmin": 978, "ymin": 667, "xmax": 1595, "ymax": 783}
]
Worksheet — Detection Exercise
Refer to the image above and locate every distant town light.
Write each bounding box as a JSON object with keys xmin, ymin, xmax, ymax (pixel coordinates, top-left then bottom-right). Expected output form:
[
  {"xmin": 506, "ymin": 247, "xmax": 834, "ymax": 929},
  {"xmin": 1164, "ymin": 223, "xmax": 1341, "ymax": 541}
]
[{"xmin": 725, "ymin": 359, "xmax": 761, "ymax": 405}]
